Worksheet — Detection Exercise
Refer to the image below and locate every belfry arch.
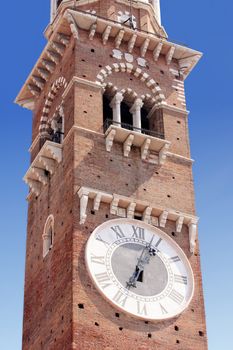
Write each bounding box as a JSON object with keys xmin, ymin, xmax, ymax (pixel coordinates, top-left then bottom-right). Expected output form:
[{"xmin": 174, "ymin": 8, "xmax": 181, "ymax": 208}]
[{"xmin": 39, "ymin": 76, "xmax": 67, "ymax": 138}]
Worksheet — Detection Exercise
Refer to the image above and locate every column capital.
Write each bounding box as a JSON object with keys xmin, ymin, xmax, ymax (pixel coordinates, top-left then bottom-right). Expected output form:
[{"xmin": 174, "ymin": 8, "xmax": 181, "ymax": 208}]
[
  {"xmin": 130, "ymin": 98, "xmax": 144, "ymax": 113},
  {"xmin": 110, "ymin": 92, "xmax": 123, "ymax": 108}
]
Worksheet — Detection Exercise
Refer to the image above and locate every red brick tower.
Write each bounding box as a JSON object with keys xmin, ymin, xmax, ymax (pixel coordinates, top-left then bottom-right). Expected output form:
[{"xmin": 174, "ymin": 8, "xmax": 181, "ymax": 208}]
[{"xmin": 16, "ymin": 1, "xmax": 208, "ymax": 349}]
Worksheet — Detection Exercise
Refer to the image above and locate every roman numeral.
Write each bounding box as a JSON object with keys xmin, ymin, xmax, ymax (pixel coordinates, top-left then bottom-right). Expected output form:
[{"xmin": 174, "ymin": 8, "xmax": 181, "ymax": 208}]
[
  {"xmin": 159, "ymin": 303, "xmax": 168, "ymax": 315},
  {"xmin": 95, "ymin": 272, "xmax": 112, "ymax": 289},
  {"xmin": 168, "ymin": 290, "xmax": 184, "ymax": 305},
  {"xmin": 169, "ymin": 256, "xmax": 180, "ymax": 263},
  {"xmin": 174, "ymin": 274, "xmax": 188, "ymax": 285},
  {"xmin": 137, "ymin": 301, "xmax": 147, "ymax": 316},
  {"xmin": 155, "ymin": 238, "xmax": 162, "ymax": 248},
  {"xmin": 132, "ymin": 226, "xmax": 145, "ymax": 240},
  {"xmin": 112, "ymin": 290, "xmax": 127, "ymax": 307},
  {"xmin": 111, "ymin": 225, "xmax": 125, "ymax": 239},
  {"xmin": 95, "ymin": 234, "xmax": 109, "ymax": 248},
  {"xmin": 90, "ymin": 255, "xmax": 105, "ymax": 265}
]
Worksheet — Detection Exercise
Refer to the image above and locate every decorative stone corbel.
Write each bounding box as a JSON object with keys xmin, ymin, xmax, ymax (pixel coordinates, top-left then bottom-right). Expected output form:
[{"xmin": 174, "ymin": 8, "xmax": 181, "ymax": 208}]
[
  {"xmin": 106, "ymin": 129, "xmax": 116, "ymax": 152},
  {"xmin": 140, "ymin": 38, "xmax": 150, "ymax": 57},
  {"xmin": 159, "ymin": 210, "xmax": 168, "ymax": 227},
  {"xmin": 141, "ymin": 138, "xmax": 151, "ymax": 160},
  {"xmin": 115, "ymin": 29, "xmax": 125, "ymax": 49},
  {"xmin": 102, "ymin": 25, "xmax": 112, "ymax": 45},
  {"xmin": 128, "ymin": 33, "xmax": 137, "ymax": 53},
  {"xmin": 127, "ymin": 202, "xmax": 136, "ymax": 219},
  {"xmin": 78, "ymin": 188, "xmax": 90, "ymax": 224},
  {"xmin": 123, "ymin": 134, "xmax": 134, "ymax": 157},
  {"xmin": 176, "ymin": 216, "xmax": 184, "ymax": 233},
  {"xmin": 189, "ymin": 221, "xmax": 198, "ymax": 254},
  {"xmin": 93, "ymin": 193, "xmax": 102, "ymax": 211},
  {"xmin": 159, "ymin": 143, "xmax": 170, "ymax": 165},
  {"xmin": 110, "ymin": 196, "xmax": 120, "ymax": 215},
  {"xmin": 89, "ymin": 23, "xmax": 97, "ymax": 40},
  {"xmin": 143, "ymin": 207, "xmax": 152, "ymax": 224},
  {"xmin": 166, "ymin": 46, "xmax": 175, "ymax": 65},
  {"xmin": 66, "ymin": 13, "xmax": 79, "ymax": 40},
  {"xmin": 153, "ymin": 42, "xmax": 163, "ymax": 61}
]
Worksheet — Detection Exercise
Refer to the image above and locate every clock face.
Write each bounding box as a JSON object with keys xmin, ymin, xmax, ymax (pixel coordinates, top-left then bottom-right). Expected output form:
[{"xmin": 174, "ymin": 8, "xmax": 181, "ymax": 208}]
[{"xmin": 85, "ymin": 219, "xmax": 194, "ymax": 321}]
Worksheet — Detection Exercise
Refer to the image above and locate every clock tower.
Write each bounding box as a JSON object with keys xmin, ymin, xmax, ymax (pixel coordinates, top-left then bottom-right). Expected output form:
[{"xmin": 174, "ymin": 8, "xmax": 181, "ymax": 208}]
[{"xmin": 16, "ymin": 1, "xmax": 208, "ymax": 349}]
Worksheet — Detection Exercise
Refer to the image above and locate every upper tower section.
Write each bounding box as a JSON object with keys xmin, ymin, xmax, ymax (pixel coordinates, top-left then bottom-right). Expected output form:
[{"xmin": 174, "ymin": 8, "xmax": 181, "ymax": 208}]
[{"xmin": 50, "ymin": 0, "xmax": 165, "ymax": 38}]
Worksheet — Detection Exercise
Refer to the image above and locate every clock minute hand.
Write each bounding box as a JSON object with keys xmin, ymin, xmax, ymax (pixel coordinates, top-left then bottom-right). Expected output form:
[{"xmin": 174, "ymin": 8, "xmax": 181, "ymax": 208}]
[{"xmin": 126, "ymin": 236, "xmax": 157, "ymax": 289}]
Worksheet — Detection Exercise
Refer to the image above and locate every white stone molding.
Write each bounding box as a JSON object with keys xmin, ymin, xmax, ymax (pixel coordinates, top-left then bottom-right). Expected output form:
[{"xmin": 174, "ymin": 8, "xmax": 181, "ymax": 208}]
[
  {"xmin": 123, "ymin": 134, "xmax": 134, "ymax": 157},
  {"xmin": 39, "ymin": 76, "xmax": 68, "ymax": 137},
  {"xmin": 102, "ymin": 25, "xmax": 112, "ymax": 45},
  {"xmin": 166, "ymin": 46, "xmax": 175, "ymax": 65},
  {"xmin": 24, "ymin": 141, "xmax": 62, "ymax": 197},
  {"xmin": 89, "ymin": 23, "xmax": 97, "ymax": 40},
  {"xmin": 140, "ymin": 38, "xmax": 150, "ymax": 57},
  {"xmin": 77, "ymin": 186, "xmax": 199, "ymax": 253},
  {"xmin": 96, "ymin": 64, "xmax": 166, "ymax": 105},
  {"xmin": 115, "ymin": 29, "xmax": 125, "ymax": 48}
]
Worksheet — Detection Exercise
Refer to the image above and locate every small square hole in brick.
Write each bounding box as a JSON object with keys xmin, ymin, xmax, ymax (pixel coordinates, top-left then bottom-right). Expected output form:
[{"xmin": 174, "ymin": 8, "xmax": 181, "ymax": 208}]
[
  {"xmin": 174, "ymin": 326, "xmax": 179, "ymax": 331},
  {"xmin": 115, "ymin": 313, "xmax": 120, "ymax": 318},
  {"xmin": 148, "ymin": 333, "xmax": 152, "ymax": 338},
  {"xmin": 176, "ymin": 340, "xmax": 180, "ymax": 344},
  {"xmin": 91, "ymin": 210, "xmax": 95, "ymax": 215},
  {"xmin": 95, "ymin": 322, "xmax": 99, "ymax": 327},
  {"xmin": 78, "ymin": 304, "xmax": 84, "ymax": 309},
  {"xmin": 199, "ymin": 331, "xmax": 204, "ymax": 337},
  {"xmin": 119, "ymin": 327, "xmax": 123, "ymax": 331}
]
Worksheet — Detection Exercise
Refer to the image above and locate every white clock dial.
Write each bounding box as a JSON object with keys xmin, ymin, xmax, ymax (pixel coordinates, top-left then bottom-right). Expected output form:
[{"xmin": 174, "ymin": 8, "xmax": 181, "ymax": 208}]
[{"xmin": 85, "ymin": 219, "xmax": 194, "ymax": 321}]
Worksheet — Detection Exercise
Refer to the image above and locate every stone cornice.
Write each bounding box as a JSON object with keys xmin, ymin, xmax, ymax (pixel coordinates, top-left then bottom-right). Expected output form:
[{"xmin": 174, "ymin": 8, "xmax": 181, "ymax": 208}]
[{"xmin": 15, "ymin": 8, "xmax": 202, "ymax": 108}]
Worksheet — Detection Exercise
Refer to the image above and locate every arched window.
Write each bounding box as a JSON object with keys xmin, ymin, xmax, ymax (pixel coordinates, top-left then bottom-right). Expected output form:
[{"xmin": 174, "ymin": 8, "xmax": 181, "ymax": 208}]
[
  {"xmin": 42, "ymin": 215, "xmax": 54, "ymax": 258},
  {"xmin": 48, "ymin": 107, "xmax": 64, "ymax": 144}
]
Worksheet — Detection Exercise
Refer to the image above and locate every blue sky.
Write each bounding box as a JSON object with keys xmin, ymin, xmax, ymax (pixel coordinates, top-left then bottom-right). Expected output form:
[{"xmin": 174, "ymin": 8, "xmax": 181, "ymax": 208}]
[{"xmin": 0, "ymin": 0, "xmax": 232, "ymax": 348}]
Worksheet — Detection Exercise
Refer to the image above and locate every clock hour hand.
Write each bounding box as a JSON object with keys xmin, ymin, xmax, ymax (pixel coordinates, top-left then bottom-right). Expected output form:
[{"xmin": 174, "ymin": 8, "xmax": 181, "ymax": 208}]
[{"xmin": 126, "ymin": 237, "xmax": 156, "ymax": 289}]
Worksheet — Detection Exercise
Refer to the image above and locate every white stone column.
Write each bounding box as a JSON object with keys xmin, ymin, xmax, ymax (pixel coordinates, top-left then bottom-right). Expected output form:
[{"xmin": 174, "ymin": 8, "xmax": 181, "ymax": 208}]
[
  {"xmin": 130, "ymin": 98, "xmax": 144, "ymax": 132},
  {"xmin": 152, "ymin": 0, "xmax": 161, "ymax": 25},
  {"xmin": 110, "ymin": 92, "xmax": 123, "ymax": 126}
]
